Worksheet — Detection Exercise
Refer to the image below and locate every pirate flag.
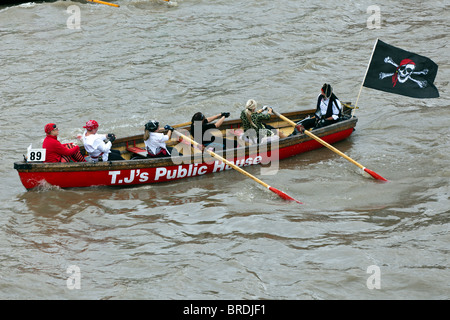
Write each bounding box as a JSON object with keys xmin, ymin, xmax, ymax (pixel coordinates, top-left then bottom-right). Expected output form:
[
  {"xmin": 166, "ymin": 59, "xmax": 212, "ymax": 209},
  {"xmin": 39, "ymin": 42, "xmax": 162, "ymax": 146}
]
[{"xmin": 363, "ymin": 39, "xmax": 439, "ymax": 98}]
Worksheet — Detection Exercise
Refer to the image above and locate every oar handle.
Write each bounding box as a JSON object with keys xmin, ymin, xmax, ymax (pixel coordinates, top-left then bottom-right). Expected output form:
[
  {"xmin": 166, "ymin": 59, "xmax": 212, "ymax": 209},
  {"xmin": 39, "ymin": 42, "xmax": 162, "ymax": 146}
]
[{"xmin": 173, "ymin": 121, "xmax": 191, "ymax": 129}]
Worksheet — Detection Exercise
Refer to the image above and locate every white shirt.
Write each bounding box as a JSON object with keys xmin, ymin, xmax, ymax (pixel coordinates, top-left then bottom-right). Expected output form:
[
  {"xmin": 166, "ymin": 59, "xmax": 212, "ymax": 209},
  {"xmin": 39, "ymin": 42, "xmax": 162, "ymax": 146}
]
[
  {"xmin": 82, "ymin": 131, "xmax": 111, "ymax": 162},
  {"xmin": 144, "ymin": 132, "xmax": 170, "ymax": 156},
  {"xmin": 317, "ymin": 95, "xmax": 342, "ymax": 120}
]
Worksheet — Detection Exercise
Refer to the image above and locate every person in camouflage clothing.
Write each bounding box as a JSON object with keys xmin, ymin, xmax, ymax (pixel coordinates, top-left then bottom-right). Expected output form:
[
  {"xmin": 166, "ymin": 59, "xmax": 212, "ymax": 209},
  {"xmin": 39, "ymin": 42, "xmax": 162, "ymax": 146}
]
[{"xmin": 240, "ymin": 99, "xmax": 285, "ymax": 143}]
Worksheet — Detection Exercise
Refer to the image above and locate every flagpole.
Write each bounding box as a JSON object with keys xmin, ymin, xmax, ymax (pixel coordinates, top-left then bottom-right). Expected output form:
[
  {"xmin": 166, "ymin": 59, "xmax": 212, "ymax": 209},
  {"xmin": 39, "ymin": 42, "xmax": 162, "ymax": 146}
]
[{"xmin": 352, "ymin": 38, "xmax": 379, "ymax": 117}]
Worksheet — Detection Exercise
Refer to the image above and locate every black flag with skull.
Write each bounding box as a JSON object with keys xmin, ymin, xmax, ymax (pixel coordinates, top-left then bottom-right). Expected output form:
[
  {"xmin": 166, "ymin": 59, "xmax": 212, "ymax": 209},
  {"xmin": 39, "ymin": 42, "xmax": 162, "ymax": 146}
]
[{"xmin": 363, "ymin": 39, "xmax": 439, "ymax": 98}]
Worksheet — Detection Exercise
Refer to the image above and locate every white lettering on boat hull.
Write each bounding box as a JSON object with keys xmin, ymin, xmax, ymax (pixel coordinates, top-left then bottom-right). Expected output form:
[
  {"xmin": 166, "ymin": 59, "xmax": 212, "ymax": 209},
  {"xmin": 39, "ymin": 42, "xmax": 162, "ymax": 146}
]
[{"xmin": 108, "ymin": 156, "xmax": 264, "ymax": 185}]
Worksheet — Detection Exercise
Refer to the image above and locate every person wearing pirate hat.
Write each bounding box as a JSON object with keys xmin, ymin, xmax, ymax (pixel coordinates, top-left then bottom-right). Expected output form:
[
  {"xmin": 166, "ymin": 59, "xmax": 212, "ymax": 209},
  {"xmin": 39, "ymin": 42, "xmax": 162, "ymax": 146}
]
[
  {"xmin": 42, "ymin": 123, "xmax": 86, "ymax": 163},
  {"xmin": 294, "ymin": 83, "xmax": 343, "ymax": 134},
  {"xmin": 143, "ymin": 120, "xmax": 177, "ymax": 158}
]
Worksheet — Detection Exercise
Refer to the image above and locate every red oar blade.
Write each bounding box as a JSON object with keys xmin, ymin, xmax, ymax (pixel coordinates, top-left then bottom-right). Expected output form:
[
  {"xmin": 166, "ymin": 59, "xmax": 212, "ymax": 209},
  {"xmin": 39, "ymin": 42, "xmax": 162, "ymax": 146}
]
[
  {"xmin": 364, "ymin": 168, "xmax": 388, "ymax": 182},
  {"xmin": 268, "ymin": 186, "xmax": 303, "ymax": 204}
]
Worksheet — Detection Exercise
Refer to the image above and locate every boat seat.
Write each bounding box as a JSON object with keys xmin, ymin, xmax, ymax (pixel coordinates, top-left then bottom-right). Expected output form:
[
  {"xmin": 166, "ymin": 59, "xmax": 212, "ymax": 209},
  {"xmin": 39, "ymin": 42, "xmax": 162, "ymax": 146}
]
[{"xmin": 127, "ymin": 146, "xmax": 148, "ymax": 157}]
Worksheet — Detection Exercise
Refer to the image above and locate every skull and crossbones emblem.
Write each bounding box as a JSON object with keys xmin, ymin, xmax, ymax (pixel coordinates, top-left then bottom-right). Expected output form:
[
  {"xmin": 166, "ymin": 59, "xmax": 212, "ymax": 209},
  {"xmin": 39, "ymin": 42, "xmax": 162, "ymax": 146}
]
[{"xmin": 379, "ymin": 57, "xmax": 429, "ymax": 88}]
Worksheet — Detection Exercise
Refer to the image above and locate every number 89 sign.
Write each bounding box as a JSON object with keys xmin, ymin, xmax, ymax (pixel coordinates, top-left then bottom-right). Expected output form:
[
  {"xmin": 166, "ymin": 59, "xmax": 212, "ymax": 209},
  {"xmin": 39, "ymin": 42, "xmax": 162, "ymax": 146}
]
[{"xmin": 27, "ymin": 144, "xmax": 46, "ymax": 162}]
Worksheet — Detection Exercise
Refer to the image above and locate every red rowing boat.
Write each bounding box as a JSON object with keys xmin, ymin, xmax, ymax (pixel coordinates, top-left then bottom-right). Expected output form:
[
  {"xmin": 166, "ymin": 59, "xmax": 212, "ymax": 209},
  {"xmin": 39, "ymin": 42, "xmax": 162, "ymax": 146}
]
[{"xmin": 14, "ymin": 107, "xmax": 357, "ymax": 190}]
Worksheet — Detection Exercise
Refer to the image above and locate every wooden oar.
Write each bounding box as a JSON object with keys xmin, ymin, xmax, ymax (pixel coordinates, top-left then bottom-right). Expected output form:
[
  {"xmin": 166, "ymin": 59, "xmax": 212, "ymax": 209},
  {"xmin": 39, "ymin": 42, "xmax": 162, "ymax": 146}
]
[
  {"xmin": 87, "ymin": 0, "xmax": 120, "ymax": 7},
  {"xmin": 174, "ymin": 130, "xmax": 303, "ymax": 204},
  {"xmin": 273, "ymin": 110, "xmax": 388, "ymax": 182},
  {"xmin": 172, "ymin": 121, "xmax": 191, "ymax": 129}
]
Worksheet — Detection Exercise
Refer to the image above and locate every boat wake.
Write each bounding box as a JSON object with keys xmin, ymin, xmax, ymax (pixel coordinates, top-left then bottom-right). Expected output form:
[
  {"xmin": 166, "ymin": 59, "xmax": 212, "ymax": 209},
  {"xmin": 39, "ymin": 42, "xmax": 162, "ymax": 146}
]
[{"xmin": 32, "ymin": 180, "xmax": 62, "ymax": 192}]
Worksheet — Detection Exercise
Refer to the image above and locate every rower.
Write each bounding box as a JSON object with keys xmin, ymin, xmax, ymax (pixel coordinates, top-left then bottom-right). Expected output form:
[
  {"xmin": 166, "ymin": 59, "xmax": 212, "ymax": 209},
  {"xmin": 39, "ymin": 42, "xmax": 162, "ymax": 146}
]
[
  {"xmin": 190, "ymin": 111, "xmax": 238, "ymax": 151},
  {"xmin": 82, "ymin": 120, "xmax": 124, "ymax": 162},
  {"xmin": 240, "ymin": 99, "xmax": 285, "ymax": 144},
  {"xmin": 143, "ymin": 120, "xmax": 177, "ymax": 158},
  {"xmin": 294, "ymin": 83, "xmax": 343, "ymax": 134}
]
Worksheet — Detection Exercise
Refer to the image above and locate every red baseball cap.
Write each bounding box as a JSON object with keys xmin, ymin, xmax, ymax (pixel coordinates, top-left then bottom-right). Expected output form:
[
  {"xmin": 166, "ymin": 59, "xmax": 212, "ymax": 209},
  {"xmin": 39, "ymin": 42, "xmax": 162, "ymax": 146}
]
[
  {"xmin": 45, "ymin": 123, "xmax": 57, "ymax": 134},
  {"xmin": 83, "ymin": 120, "xmax": 99, "ymax": 131}
]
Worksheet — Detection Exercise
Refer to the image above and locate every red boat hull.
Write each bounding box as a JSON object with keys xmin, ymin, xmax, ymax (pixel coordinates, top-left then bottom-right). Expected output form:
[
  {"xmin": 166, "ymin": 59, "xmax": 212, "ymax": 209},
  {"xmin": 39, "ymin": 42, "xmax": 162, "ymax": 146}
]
[{"xmin": 16, "ymin": 128, "xmax": 354, "ymax": 190}]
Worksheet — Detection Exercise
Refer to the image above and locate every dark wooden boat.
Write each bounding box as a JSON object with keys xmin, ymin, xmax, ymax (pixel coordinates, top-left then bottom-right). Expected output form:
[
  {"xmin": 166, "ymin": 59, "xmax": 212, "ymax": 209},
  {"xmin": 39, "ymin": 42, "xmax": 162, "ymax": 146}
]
[{"xmin": 14, "ymin": 106, "xmax": 358, "ymax": 190}]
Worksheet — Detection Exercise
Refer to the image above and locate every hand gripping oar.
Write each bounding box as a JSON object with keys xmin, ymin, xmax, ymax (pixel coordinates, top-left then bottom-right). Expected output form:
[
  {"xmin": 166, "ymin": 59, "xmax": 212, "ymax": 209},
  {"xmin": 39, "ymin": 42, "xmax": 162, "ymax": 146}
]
[
  {"xmin": 87, "ymin": 0, "xmax": 120, "ymax": 7},
  {"xmin": 273, "ymin": 110, "xmax": 388, "ymax": 182},
  {"xmin": 174, "ymin": 130, "xmax": 302, "ymax": 204}
]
